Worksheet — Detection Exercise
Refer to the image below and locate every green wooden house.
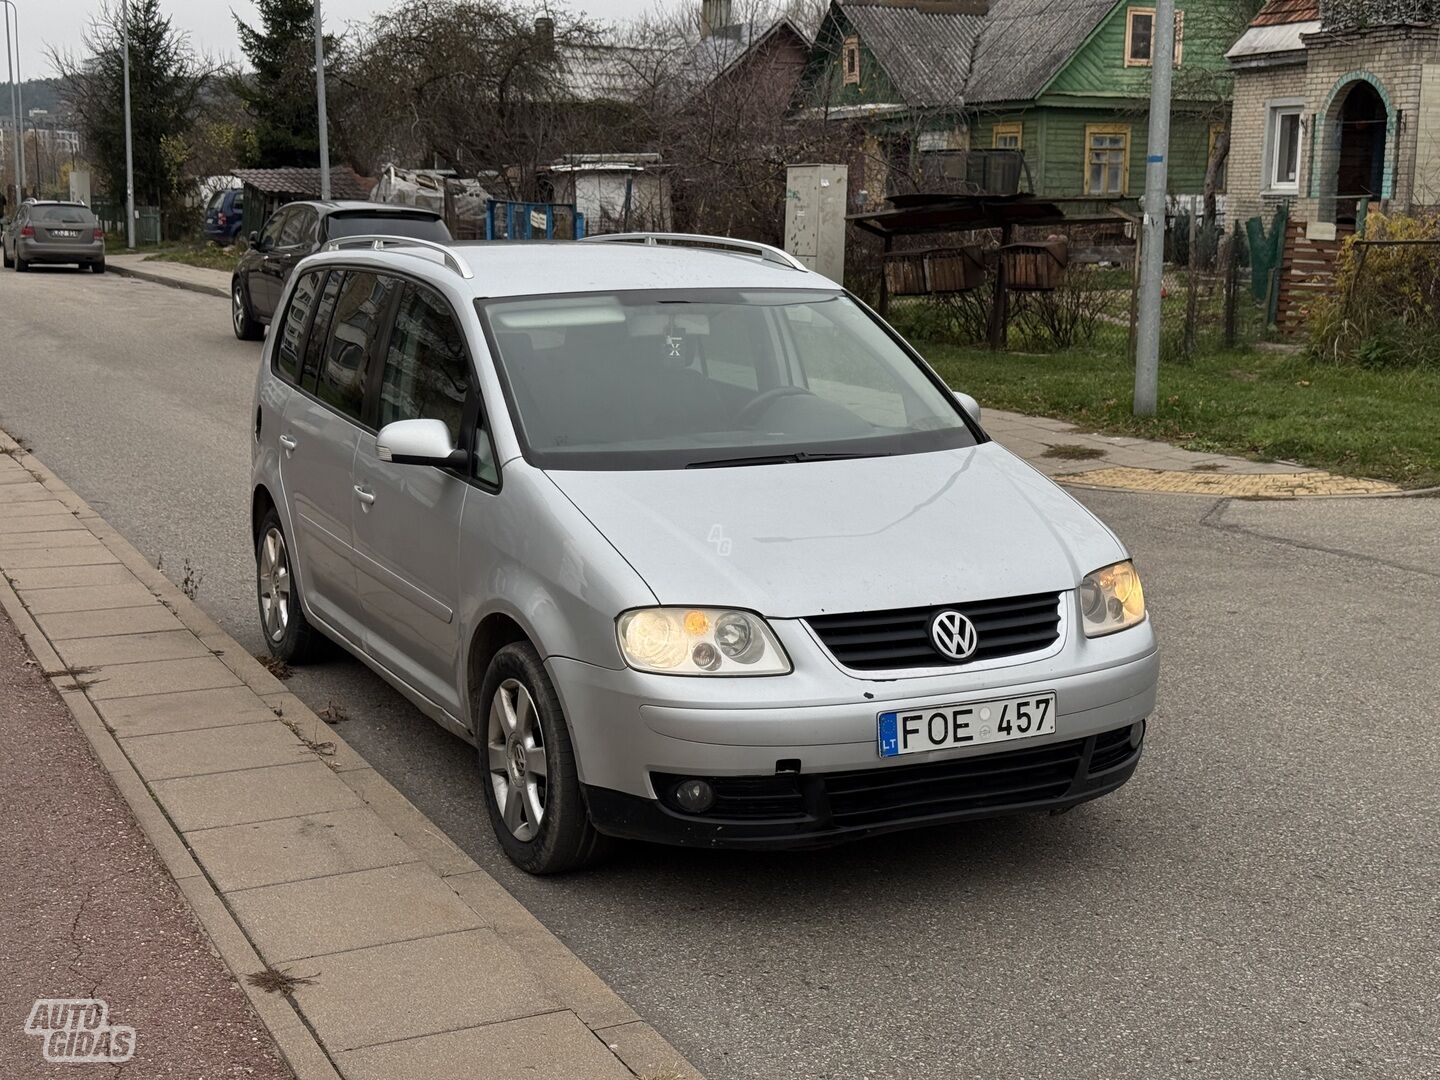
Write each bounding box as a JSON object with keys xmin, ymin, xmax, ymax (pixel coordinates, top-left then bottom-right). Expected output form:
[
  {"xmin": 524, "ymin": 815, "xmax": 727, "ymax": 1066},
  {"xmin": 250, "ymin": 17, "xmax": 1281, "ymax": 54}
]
[{"xmin": 802, "ymin": 0, "xmax": 1234, "ymax": 210}]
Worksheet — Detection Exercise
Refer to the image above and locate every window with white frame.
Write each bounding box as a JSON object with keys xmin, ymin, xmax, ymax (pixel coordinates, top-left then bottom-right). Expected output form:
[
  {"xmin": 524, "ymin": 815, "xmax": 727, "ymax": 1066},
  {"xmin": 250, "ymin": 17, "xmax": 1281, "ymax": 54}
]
[{"xmin": 1265, "ymin": 102, "xmax": 1303, "ymax": 192}]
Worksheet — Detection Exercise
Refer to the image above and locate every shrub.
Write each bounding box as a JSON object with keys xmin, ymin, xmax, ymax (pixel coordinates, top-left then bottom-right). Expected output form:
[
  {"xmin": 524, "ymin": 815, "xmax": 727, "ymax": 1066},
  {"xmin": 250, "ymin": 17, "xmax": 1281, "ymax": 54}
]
[
  {"xmin": 1309, "ymin": 211, "xmax": 1440, "ymax": 368},
  {"xmin": 1014, "ymin": 265, "xmax": 1120, "ymax": 351}
]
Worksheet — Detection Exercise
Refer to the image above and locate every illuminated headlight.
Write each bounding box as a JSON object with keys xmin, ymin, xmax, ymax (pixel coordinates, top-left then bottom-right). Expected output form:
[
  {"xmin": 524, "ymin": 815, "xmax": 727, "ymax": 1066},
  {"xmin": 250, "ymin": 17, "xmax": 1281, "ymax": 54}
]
[
  {"xmin": 1078, "ymin": 560, "xmax": 1146, "ymax": 637},
  {"xmin": 617, "ymin": 608, "xmax": 792, "ymax": 675}
]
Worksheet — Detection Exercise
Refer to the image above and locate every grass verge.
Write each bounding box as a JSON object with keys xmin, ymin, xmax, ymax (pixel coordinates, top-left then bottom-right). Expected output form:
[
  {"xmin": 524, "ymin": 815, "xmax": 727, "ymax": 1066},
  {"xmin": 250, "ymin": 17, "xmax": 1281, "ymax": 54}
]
[
  {"xmin": 924, "ymin": 342, "xmax": 1440, "ymax": 488},
  {"xmin": 143, "ymin": 244, "xmax": 240, "ymax": 273}
]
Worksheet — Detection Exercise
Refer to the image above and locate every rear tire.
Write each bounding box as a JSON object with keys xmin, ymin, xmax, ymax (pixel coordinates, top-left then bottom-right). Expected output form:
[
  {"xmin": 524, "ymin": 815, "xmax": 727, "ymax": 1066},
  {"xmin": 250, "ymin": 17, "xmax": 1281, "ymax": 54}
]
[
  {"xmin": 91, "ymin": 260, "xmax": 106, "ymax": 274},
  {"xmin": 255, "ymin": 509, "xmax": 322, "ymax": 664},
  {"xmin": 233, "ymin": 278, "xmax": 263, "ymax": 341},
  {"xmin": 478, "ymin": 642, "xmax": 613, "ymax": 875},
  {"xmin": 15, "ymin": 254, "xmax": 28, "ymax": 272}
]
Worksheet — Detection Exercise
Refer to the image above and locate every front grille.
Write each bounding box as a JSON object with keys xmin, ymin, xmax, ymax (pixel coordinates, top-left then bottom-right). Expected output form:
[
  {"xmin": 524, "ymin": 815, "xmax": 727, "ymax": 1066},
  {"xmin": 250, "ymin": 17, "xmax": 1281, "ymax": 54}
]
[
  {"xmin": 806, "ymin": 591, "xmax": 1063, "ymax": 671},
  {"xmin": 824, "ymin": 737, "xmax": 1083, "ymax": 828},
  {"xmin": 1088, "ymin": 724, "xmax": 1138, "ymax": 774}
]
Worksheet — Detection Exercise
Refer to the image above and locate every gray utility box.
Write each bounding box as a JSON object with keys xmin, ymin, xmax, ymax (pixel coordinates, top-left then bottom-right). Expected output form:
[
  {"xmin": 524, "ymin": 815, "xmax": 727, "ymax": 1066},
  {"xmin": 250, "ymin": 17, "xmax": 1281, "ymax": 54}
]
[{"xmin": 784, "ymin": 164, "xmax": 847, "ymax": 284}]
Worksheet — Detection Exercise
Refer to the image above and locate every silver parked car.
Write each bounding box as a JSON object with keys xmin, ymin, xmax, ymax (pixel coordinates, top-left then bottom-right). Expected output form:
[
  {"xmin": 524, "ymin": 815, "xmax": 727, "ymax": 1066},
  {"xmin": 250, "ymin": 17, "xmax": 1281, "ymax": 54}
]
[
  {"xmin": 251, "ymin": 233, "xmax": 1157, "ymax": 874},
  {"xmin": 4, "ymin": 200, "xmax": 106, "ymax": 273}
]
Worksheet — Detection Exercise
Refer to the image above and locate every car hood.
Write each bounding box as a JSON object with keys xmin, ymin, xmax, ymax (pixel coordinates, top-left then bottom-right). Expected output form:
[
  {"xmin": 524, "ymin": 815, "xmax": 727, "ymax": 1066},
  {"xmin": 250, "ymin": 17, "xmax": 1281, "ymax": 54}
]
[{"xmin": 544, "ymin": 443, "xmax": 1127, "ymax": 618}]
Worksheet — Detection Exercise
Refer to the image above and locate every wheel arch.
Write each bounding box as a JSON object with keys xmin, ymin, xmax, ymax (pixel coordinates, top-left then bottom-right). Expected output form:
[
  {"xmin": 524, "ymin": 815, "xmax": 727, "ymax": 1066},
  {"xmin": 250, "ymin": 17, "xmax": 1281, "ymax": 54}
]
[{"xmin": 465, "ymin": 612, "xmax": 534, "ymax": 727}]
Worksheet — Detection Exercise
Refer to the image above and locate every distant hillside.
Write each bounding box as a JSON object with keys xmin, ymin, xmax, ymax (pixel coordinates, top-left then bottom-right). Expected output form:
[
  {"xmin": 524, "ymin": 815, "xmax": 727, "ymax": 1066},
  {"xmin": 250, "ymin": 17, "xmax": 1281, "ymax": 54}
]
[{"xmin": 0, "ymin": 78, "xmax": 69, "ymax": 124}]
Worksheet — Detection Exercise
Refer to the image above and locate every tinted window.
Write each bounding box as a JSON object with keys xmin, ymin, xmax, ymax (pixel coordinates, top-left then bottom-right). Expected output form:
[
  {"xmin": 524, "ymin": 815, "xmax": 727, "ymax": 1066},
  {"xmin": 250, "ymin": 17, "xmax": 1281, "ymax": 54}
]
[
  {"xmin": 301, "ymin": 273, "xmax": 344, "ymax": 389},
  {"xmin": 379, "ymin": 284, "xmax": 470, "ymax": 443},
  {"xmin": 233, "ymin": 193, "xmax": 244, "ymax": 211},
  {"xmin": 313, "ymin": 271, "xmax": 397, "ymax": 422},
  {"xmin": 275, "ymin": 271, "xmax": 321, "ymax": 383},
  {"xmin": 260, "ymin": 209, "xmax": 287, "ymax": 247},
  {"xmin": 324, "ymin": 214, "xmax": 451, "ymax": 243},
  {"xmin": 33, "ymin": 205, "xmax": 94, "ymax": 225},
  {"xmin": 206, "ymin": 192, "xmax": 225, "ymax": 213},
  {"xmin": 280, "ymin": 207, "xmax": 314, "ymax": 247}
]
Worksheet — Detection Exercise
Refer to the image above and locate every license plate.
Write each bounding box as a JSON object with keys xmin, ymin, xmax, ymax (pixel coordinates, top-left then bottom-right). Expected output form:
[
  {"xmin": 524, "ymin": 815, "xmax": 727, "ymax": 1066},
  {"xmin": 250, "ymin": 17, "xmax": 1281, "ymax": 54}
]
[
  {"xmin": 52, "ymin": 230, "xmax": 78, "ymax": 238},
  {"xmin": 877, "ymin": 692, "xmax": 1057, "ymax": 758}
]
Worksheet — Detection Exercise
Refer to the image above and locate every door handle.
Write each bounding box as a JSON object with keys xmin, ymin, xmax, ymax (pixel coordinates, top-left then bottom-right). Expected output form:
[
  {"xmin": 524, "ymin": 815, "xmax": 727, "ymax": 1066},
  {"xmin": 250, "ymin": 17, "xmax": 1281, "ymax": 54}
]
[
  {"xmin": 354, "ymin": 485, "xmax": 376, "ymax": 509},
  {"xmin": 278, "ymin": 435, "xmax": 298, "ymax": 455}
]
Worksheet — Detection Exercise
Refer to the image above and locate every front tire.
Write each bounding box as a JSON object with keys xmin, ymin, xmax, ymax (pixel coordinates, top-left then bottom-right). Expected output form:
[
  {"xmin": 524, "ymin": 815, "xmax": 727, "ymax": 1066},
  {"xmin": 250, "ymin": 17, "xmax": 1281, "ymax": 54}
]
[
  {"xmin": 2, "ymin": 244, "xmax": 11, "ymax": 268},
  {"xmin": 255, "ymin": 510, "xmax": 321, "ymax": 663},
  {"xmin": 479, "ymin": 642, "xmax": 611, "ymax": 874},
  {"xmin": 233, "ymin": 278, "xmax": 263, "ymax": 341},
  {"xmin": 15, "ymin": 253, "xmax": 28, "ymax": 272}
]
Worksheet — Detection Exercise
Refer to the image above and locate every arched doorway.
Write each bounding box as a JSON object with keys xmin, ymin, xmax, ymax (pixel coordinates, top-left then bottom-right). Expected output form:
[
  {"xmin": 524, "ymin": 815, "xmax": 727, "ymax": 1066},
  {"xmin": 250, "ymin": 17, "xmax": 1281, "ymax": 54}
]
[{"xmin": 1319, "ymin": 76, "xmax": 1392, "ymax": 225}]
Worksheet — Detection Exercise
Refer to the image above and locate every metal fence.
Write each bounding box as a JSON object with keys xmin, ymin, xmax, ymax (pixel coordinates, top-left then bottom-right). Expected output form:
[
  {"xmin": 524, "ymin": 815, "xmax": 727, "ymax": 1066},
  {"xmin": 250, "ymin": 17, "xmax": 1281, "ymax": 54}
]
[{"xmin": 91, "ymin": 202, "xmax": 164, "ymax": 245}]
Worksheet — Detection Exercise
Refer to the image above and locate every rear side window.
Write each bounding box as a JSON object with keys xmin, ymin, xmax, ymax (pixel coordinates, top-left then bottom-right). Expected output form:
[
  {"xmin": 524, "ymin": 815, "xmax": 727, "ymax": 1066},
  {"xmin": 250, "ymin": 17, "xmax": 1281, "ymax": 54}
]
[
  {"xmin": 378, "ymin": 284, "xmax": 471, "ymax": 443},
  {"xmin": 275, "ymin": 271, "xmax": 321, "ymax": 383},
  {"xmin": 301, "ymin": 273, "xmax": 344, "ymax": 388},
  {"xmin": 280, "ymin": 208, "xmax": 315, "ymax": 247},
  {"xmin": 313, "ymin": 271, "xmax": 397, "ymax": 423}
]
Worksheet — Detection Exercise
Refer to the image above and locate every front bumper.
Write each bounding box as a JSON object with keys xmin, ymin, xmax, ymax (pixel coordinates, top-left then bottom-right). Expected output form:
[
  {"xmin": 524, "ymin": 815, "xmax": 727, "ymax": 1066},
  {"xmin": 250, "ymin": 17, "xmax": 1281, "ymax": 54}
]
[
  {"xmin": 546, "ymin": 611, "xmax": 1157, "ymax": 847},
  {"xmin": 584, "ymin": 721, "xmax": 1144, "ymax": 849}
]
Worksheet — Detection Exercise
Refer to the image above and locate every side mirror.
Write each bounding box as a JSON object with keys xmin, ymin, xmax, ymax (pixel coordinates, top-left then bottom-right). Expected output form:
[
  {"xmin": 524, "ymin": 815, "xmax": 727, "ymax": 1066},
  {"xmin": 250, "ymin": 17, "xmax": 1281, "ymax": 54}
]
[
  {"xmin": 377, "ymin": 419, "xmax": 467, "ymax": 468},
  {"xmin": 954, "ymin": 391, "xmax": 982, "ymax": 425},
  {"xmin": 248, "ymin": 231, "xmax": 260, "ymax": 249}
]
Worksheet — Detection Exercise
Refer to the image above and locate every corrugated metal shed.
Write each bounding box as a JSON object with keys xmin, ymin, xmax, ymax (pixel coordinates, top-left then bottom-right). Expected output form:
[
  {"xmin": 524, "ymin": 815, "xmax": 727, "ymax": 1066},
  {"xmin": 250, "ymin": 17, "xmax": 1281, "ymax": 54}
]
[
  {"xmin": 962, "ymin": 0, "xmax": 1117, "ymax": 104},
  {"xmin": 843, "ymin": 2, "xmax": 986, "ymax": 107}
]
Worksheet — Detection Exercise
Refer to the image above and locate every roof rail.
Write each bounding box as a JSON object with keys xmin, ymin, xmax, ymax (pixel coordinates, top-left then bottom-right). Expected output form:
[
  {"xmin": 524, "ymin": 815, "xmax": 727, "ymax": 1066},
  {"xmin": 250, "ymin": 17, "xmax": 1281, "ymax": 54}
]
[
  {"xmin": 580, "ymin": 232, "xmax": 810, "ymax": 272},
  {"xmin": 318, "ymin": 235, "xmax": 474, "ymax": 280}
]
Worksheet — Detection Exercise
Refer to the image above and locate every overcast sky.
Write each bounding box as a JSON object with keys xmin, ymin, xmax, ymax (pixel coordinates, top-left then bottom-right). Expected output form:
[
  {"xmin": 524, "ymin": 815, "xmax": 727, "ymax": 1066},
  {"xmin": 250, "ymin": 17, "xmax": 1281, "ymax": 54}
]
[{"xmin": 9, "ymin": 0, "xmax": 664, "ymax": 80}]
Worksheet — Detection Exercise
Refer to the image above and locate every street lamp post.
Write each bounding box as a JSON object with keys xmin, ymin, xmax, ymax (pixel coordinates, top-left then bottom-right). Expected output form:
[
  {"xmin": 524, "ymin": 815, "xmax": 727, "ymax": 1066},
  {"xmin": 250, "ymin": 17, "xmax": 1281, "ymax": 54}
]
[
  {"xmin": 1, "ymin": 0, "xmax": 26, "ymax": 202},
  {"xmin": 121, "ymin": 0, "xmax": 135, "ymax": 248},
  {"xmin": 313, "ymin": 0, "xmax": 329, "ymax": 199}
]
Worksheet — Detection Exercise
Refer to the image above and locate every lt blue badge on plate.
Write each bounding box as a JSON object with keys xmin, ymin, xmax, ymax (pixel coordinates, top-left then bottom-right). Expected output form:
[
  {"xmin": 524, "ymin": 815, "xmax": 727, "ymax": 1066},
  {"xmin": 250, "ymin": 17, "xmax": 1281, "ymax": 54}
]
[{"xmin": 877, "ymin": 713, "xmax": 900, "ymax": 757}]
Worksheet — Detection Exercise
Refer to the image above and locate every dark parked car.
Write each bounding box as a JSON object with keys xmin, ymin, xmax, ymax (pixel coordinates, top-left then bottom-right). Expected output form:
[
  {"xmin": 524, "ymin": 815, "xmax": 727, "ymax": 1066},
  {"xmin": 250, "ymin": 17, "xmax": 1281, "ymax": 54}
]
[
  {"xmin": 203, "ymin": 188, "xmax": 245, "ymax": 243},
  {"xmin": 3, "ymin": 201, "xmax": 106, "ymax": 273},
  {"xmin": 231, "ymin": 200, "xmax": 450, "ymax": 340}
]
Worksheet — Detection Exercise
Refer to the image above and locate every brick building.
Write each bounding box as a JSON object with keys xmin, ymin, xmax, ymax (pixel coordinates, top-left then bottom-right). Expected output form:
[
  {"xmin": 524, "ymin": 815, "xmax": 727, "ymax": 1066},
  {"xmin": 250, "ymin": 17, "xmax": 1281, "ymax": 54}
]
[{"xmin": 1227, "ymin": 0, "xmax": 1440, "ymax": 237}]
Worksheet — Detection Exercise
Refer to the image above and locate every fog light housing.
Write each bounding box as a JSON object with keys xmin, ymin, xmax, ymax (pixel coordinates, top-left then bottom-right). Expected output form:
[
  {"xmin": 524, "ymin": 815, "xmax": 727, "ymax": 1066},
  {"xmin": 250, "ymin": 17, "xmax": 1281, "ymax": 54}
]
[
  {"xmin": 1129, "ymin": 720, "xmax": 1146, "ymax": 749},
  {"xmin": 672, "ymin": 779, "xmax": 715, "ymax": 814}
]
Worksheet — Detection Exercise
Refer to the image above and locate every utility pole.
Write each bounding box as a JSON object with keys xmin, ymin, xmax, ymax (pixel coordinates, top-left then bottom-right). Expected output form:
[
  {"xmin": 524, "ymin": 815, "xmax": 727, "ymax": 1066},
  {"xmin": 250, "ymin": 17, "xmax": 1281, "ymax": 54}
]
[
  {"xmin": 313, "ymin": 0, "xmax": 329, "ymax": 199},
  {"xmin": 1133, "ymin": 0, "xmax": 1175, "ymax": 417},
  {"xmin": 2, "ymin": 3, "xmax": 18, "ymax": 205},
  {"xmin": 122, "ymin": 0, "xmax": 135, "ymax": 248},
  {"xmin": 1, "ymin": 0, "xmax": 26, "ymax": 200}
]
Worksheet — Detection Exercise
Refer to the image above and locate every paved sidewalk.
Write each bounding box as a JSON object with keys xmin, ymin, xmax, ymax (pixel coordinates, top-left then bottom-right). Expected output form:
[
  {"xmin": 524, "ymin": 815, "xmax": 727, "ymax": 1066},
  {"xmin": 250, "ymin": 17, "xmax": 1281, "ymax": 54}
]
[
  {"xmin": 108, "ymin": 253, "xmax": 229, "ymax": 298},
  {"xmin": 0, "ymin": 431, "xmax": 699, "ymax": 1080},
  {"xmin": 0, "ymin": 601, "xmax": 295, "ymax": 1079},
  {"xmin": 985, "ymin": 408, "xmax": 1401, "ymax": 497}
]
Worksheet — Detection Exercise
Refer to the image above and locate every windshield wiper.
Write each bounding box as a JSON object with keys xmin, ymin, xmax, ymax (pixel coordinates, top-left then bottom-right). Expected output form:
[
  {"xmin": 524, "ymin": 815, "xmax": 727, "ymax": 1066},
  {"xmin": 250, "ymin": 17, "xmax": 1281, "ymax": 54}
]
[{"xmin": 686, "ymin": 450, "xmax": 893, "ymax": 469}]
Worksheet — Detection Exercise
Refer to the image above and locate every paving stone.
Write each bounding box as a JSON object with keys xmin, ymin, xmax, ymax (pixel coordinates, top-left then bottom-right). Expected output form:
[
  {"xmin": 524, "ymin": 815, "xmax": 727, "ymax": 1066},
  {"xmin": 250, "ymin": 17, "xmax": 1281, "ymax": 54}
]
[
  {"xmin": 293, "ymin": 929, "xmax": 557, "ymax": 1051},
  {"xmin": 121, "ymin": 721, "xmax": 313, "ymax": 781},
  {"xmin": 87, "ymin": 655, "xmax": 242, "ymax": 700},
  {"xmin": 3, "ymin": 500, "xmax": 75, "ymax": 519},
  {"xmin": 0, "ymin": 543, "xmax": 120, "ymax": 570},
  {"xmin": 21, "ymin": 581, "xmax": 159, "ymax": 614},
  {"xmin": 0, "ymin": 513, "xmax": 86, "ymax": 535},
  {"xmin": 7, "ymin": 562, "xmax": 136, "ymax": 590},
  {"xmin": 185, "ymin": 807, "xmax": 417, "ymax": 892},
  {"xmin": 0, "ymin": 528, "xmax": 102, "ymax": 549},
  {"xmin": 95, "ymin": 685, "xmax": 279, "ymax": 737},
  {"xmin": 0, "ymin": 482, "xmax": 60, "ymax": 503},
  {"xmin": 337, "ymin": 1011, "xmax": 635, "ymax": 1080},
  {"xmin": 225, "ymin": 864, "xmax": 482, "ymax": 963},
  {"xmin": 35, "ymin": 604, "xmax": 185, "ymax": 641},
  {"xmin": 153, "ymin": 760, "xmax": 362, "ymax": 832},
  {"xmin": 53, "ymin": 629, "xmax": 212, "ymax": 668}
]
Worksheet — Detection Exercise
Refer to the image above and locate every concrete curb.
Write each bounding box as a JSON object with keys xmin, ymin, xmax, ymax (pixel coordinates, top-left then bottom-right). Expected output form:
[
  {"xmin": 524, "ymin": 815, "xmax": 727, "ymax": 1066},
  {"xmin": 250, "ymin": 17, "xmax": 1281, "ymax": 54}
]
[
  {"xmin": 107, "ymin": 257, "xmax": 230, "ymax": 299},
  {"xmin": 0, "ymin": 428, "xmax": 701, "ymax": 1080}
]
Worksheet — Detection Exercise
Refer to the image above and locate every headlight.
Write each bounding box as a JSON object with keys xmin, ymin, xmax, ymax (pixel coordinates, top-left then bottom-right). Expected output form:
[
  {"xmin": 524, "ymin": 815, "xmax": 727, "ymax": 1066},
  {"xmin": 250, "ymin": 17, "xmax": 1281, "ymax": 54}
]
[
  {"xmin": 617, "ymin": 608, "xmax": 791, "ymax": 675},
  {"xmin": 1078, "ymin": 560, "xmax": 1146, "ymax": 637}
]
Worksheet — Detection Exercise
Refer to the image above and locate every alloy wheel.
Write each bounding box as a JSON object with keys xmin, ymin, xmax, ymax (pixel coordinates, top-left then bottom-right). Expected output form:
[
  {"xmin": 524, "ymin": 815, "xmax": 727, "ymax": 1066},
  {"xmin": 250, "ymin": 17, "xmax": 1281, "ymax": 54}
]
[
  {"xmin": 257, "ymin": 527, "xmax": 291, "ymax": 643},
  {"xmin": 232, "ymin": 286, "xmax": 245, "ymax": 336},
  {"xmin": 486, "ymin": 678, "xmax": 548, "ymax": 842}
]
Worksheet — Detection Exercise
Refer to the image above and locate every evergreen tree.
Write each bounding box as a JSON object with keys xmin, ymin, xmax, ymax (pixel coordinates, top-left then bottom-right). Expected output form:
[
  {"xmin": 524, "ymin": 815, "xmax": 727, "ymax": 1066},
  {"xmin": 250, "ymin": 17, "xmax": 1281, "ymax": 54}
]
[{"xmin": 233, "ymin": 0, "xmax": 333, "ymax": 167}]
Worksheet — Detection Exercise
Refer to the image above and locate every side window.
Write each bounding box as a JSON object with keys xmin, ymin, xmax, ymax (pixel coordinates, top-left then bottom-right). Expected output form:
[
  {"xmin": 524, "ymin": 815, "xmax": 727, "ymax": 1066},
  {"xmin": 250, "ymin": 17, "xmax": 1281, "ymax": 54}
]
[
  {"xmin": 300, "ymin": 273, "xmax": 343, "ymax": 390},
  {"xmin": 378, "ymin": 284, "xmax": 471, "ymax": 445},
  {"xmin": 274, "ymin": 270, "xmax": 321, "ymax": 383},
  {"xmin": 279, "ymin": 208, "xmax": 309, "ymax": 248},
  {"xmin": 313, "ymin": 271, "xmax": 397, "ymax": 423},
  {"xmin": 261, "ymin": 208, "xmax": 287, "ymax": 247}
]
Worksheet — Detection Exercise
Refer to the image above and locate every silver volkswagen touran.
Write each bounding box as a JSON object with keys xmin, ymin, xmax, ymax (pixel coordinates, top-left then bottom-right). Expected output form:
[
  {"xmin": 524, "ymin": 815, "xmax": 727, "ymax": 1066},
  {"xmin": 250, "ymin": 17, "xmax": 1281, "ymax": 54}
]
[{"xmin": 251, "ymin": 233, "xmax": 1157, "ymax": 873}]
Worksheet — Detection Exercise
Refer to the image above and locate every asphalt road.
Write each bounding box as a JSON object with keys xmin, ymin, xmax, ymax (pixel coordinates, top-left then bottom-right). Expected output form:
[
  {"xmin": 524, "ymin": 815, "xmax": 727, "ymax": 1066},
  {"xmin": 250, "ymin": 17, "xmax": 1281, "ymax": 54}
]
[{"xmin": 2, "ymin": 267, "xmax": 1437, "ymax": 1080}]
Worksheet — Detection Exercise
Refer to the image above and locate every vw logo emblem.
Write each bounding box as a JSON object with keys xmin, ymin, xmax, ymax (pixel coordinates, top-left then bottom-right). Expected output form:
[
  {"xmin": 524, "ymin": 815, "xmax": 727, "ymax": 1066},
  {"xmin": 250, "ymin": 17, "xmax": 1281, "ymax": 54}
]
[{"xmin": 930, "ymin": 610, "xmax": 978, "ymax": 661}]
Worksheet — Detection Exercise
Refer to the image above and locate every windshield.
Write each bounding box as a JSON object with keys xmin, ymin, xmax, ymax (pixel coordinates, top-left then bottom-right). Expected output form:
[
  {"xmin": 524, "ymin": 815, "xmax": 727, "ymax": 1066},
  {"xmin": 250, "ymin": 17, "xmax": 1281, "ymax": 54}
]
[
  {"xmin": 479, "ymin": 289, "xmax": 978, "ymax": 470},
  {"xmin": 324, "ymin": 213, "xmax": 450, "ymax": 242},
  {"xmin": 33, "ymin": 205, "xmax": 94, "ymax": 225}
]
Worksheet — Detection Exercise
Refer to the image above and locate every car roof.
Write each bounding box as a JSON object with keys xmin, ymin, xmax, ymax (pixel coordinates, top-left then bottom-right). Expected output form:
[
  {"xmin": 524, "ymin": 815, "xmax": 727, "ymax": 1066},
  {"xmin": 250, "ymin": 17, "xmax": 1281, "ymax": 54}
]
[
  {"xmin": 307, "ymin": 240, "xmax": 833, "ymax": 299},
  {"xmin": 289, "ymin": 200, "xmax": 440, "ymax": 219}
]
